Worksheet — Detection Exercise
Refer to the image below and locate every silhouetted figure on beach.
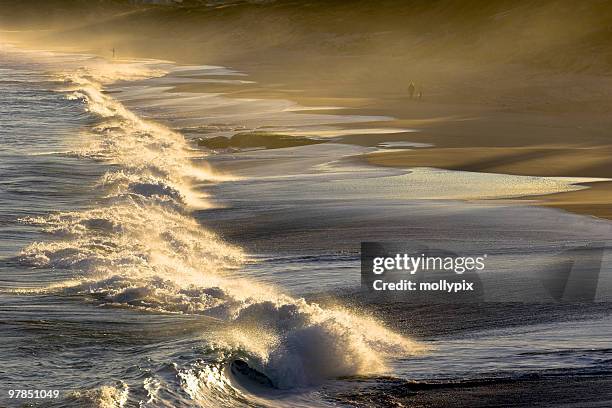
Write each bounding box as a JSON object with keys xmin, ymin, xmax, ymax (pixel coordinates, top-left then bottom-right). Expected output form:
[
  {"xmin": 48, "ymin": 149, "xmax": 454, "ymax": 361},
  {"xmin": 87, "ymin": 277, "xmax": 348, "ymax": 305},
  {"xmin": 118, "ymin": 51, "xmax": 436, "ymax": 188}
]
[
  {"xmin": 112, "ymin": 47, "xmax": 116, "ymax": 59},
  {"xmin": 408, "ymin": 81, "xmax": 415, "ymax": 99}
]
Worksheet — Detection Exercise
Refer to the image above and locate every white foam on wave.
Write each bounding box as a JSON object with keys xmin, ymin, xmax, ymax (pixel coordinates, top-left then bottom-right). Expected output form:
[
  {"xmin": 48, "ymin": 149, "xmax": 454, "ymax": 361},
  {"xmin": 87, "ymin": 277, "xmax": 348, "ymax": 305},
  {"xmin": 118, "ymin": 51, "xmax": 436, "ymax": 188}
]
[
  {"xmin": 69, "ymin": 382, "xmax": 130, "ymax": 408},
  {"xmin": 17, "ymin": 57, "xmax": 424, "ymax": 394}
]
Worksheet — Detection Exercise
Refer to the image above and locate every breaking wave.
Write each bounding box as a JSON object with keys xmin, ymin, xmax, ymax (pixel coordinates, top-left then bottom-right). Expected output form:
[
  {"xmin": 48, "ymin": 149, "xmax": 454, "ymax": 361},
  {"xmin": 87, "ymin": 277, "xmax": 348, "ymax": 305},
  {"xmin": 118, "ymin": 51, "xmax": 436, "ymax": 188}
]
[{"xmin": 18, "ymin": 59, "xmax": 422, "ymax": 404}]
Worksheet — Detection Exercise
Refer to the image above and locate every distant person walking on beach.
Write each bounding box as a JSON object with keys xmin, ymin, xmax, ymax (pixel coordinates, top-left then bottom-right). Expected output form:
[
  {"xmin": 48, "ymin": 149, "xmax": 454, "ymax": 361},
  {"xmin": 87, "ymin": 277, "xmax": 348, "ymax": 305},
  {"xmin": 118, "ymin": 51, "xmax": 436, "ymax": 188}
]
[{"xmin": 408, "ymin": 81, "xmax": 415, "ymax": 99}]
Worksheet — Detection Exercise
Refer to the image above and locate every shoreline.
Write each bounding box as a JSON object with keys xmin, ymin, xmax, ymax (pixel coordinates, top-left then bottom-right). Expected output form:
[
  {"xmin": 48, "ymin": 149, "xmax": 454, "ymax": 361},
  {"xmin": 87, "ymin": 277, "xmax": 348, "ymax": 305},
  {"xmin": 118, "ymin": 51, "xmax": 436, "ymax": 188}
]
[
  {"xmin": 156, "ymin": 58, "xmax": 612, "ymax": 221},
  {"xmin": 5, "ymin": 30, "xmax": 612, "ymax": 220},
  {"xmin": 364, "ymin": 147, "xmax": 612, "ymax": 220}
]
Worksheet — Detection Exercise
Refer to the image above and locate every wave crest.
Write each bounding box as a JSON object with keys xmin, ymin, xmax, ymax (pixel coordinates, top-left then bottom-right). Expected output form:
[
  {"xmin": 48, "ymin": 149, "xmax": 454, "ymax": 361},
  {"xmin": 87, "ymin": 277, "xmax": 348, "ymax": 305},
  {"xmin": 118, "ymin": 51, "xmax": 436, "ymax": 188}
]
[{"xmin": 18, "ymin": 59, "xmax": 423, "ymax": 392}]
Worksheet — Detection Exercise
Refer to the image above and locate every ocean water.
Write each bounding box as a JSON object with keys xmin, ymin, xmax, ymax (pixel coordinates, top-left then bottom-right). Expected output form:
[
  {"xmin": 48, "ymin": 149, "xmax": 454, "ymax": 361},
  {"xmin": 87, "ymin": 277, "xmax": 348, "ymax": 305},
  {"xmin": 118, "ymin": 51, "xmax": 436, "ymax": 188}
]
[
  {"xmin": 1, "ymin": 44, "xmax": 611, "ymax": 408},
  {"xmin": 0, "ymin": 46, "xmax": 422, "ymax": 408}
]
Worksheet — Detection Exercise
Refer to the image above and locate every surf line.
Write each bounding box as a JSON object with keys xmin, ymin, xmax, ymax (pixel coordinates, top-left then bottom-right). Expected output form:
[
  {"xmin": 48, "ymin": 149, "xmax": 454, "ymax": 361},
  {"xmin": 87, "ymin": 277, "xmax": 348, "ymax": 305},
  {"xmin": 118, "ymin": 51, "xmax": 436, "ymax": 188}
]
[{"xmin": 373, "ymin": 279, "xmax": 474, "ymax": 292}]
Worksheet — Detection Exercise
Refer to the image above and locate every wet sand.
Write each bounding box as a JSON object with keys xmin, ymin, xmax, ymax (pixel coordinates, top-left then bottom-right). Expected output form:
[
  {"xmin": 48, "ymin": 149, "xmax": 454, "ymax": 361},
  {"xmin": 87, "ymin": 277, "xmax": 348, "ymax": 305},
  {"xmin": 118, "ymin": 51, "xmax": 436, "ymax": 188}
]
[
  {"xmin": 170, "ymin": 74, "xmax": 612, "ymax": 220},
  {"xmin": 365, "ymin": 146, "xmax": 612, "ymax": 219}
]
